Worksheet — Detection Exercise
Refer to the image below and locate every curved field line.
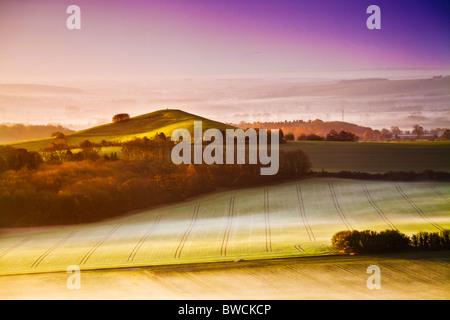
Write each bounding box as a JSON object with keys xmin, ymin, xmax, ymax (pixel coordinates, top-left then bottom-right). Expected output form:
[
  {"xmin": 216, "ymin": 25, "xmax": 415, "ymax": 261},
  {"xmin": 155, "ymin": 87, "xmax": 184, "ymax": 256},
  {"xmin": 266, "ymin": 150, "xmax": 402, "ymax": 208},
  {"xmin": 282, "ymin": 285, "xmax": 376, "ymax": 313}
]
[
  {"xmin": 328, "ymin": 182, "xmax": 353, "ymax": 230},
  {"xmin": 173, "ymin": 203, "xmax": 200, "ymax": 259},
  {"xmin": 0, "ymin": 236, "xmax": 32, "ymax": 259},
  {"xmin": 127, "ymin": 212, "xmax": 163, "ymax": 262},
  {"xmin": 286, "ymin": 265, "xmax": 347, "ymax": 295},
  {"xmin": 79, "ymin": 225, "xmax": 121, "ymax": 265},
  {"xmin": 245, "ymin": 269, "xmax": 282, "ymax": 292},
  {"xmin": 31, "ymin": 231, "xmax": 77, "ymax": 269},
  {"xmin": 396, "ymin": 186, "xmax": 444, "ymax": 232},
  {"xmin": 220, "ymin": 195, "xmax": 235, "ymax": 257},
  {"xmin": 296, "ymin": 185, "xmax": 315, "ymax": 241},
  {"xmin": 431, "ymin": 185, "xmax": 450, "ymax": 203},
  {"xmin": 383, "ymin": 262, "xmax": 442, "ymax": 287},
  {"xmin": 264, "ymin": 189, "xmax": 272, "ymax": 253},
  {"xmin": 144, "ymin": 270, "xmax": 188, "ymax": 296},
  {"xmin": 361, "ymin": 184, "xmax": 398, "ymax": 231}
]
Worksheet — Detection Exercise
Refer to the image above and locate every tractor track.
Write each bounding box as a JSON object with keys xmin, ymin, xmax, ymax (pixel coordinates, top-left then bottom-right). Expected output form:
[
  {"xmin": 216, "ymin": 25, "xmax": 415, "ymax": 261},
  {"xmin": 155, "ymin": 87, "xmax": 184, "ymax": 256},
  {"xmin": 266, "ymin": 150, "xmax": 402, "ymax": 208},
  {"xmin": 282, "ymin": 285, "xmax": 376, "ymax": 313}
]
[
  {"xmin": 328, "ymin": 182, "xmax": 353, "ymax": 231},
  {"xmin": 174, "ymin": 203, "xmax": 200, "ymax": 259},
  {"xmin": 296, "ymin": 185, "xmax": 315, "ymax": 242},
  {"xmin": 361, "ymin": 184, "xmax": 398, "ymax": 231},
  {"xmin": 396, "ymin": 186, "xmax": 444, "ymax": 232},
  {"xmin": 220, "ymin": 195, "xmax": 235, "ymax": 257},
  {"xmin": 0, "ymin": 236, "xmax": 32, "ymax": 259},
  {"xmin": 127, "ymin": 212, "xmax": 163, "ymax": 262},
  {"xmin": 264, "ymin": 189, "xmax": 272, "ymax": 253},
  {"xmin": 79, "ymin": 225, "xmax": 121, "ymax": 265},
  {"xmin": 31, "ymin": 231, "xmax": 77, "ymax": 269},
  {"xmin": 431, "ymin": 185, "xmax": 450, "ymax": 203}
]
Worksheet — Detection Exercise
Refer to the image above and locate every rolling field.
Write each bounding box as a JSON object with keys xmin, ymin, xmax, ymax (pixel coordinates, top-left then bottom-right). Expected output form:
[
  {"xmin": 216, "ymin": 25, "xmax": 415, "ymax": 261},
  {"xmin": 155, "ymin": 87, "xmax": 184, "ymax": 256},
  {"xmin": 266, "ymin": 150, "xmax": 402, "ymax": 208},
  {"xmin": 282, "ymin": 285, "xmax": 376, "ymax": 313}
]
[
  {"xmin": 1, "ymin": 178, "xmax": 449, "ymax": 277},
  {"xmin": 1, "ymin": 252, "xmax": 449, "ymax": 299}
]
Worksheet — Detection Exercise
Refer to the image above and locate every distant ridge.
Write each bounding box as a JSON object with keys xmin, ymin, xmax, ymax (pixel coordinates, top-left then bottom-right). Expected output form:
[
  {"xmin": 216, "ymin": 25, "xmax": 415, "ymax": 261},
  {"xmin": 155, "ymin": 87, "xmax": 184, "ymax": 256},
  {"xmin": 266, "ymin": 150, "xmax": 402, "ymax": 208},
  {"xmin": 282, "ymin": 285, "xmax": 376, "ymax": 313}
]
[
  {"xmin": 338, "ymin": 78, "xmax": 389, "ymax": 83},
  {"xmin": 0, "ymin": 84, "xmax": 83, "ymax": 94}
]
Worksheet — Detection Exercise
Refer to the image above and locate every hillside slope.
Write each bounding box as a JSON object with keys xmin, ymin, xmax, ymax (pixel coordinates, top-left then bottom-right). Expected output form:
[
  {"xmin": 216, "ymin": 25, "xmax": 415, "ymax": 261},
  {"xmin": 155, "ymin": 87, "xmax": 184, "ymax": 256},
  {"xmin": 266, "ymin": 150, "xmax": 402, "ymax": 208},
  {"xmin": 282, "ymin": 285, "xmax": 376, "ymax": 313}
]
[{"xmin": 4, "ymin": 109, "xmax": 236, "ymax": 151}]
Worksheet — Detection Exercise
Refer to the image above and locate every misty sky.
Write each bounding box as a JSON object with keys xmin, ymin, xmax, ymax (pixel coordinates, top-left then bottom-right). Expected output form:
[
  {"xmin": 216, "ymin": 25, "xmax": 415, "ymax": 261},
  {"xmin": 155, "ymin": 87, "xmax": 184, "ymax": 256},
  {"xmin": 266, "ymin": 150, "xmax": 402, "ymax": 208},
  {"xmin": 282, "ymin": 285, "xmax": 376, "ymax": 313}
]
[
  {"xmin": 0, "ymin": 0, "xmax": 449, "ymax": 129},
  {"xmin": 1, "ymin": 0, "xmax": 449, "ymax": 81}
]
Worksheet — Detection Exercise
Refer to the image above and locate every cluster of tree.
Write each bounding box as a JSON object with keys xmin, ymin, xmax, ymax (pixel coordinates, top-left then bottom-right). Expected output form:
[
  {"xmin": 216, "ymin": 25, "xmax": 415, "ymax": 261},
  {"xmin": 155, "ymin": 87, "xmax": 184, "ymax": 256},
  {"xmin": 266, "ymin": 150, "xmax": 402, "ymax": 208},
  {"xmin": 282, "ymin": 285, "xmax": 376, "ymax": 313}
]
[
  {"xmin": 0, "ymin": 124, "xmax": 74, "ymax": 144},
  {"xmin": 282, "ymin": 129, "xmax": 358, "ymax": 142},
  {"xmin": 112, "ymin": 113, "xmax": 131, "ymax": 123},
  {"xmin": 0, "ymin": 146, "xmax": 311, "ymax": 227},
  {"xmin": 362, "ymin": 125, "xmax": 449, "ymax": 142},
  {"xmin": 296, "ymin": 133, "xmax": 324, "ymax": 141},
  {"xmin": 235, "ymin": 118, "xmax": 370, "ymax": 141},
  {"xmin": 236, "ymin": 119, "xmax": 450, "ymax": 142},
  {"xmin": 42, "ymin": 138, "xmax": 103, "ymax": 164},
  {"xmin": 331, "ymin": 229, "xmax": 450, "ymax": 254},
  {"xmin": 122, "ymin": 133, "xmax": 173, "ymax": 162},
  {"xmin": 0, "ymin": 146, "xmax": 42, "ymax": 172},
  {"xmin": 325, "ymin": 130, "xmax": 359, "ymax": 142},
  {"xmin": 332, "ymin": 229, "xmax": 411, "ymax": 253},
  {"xmin": 411, "ymin": 231, "xmax": 450, "ymax": 250}
]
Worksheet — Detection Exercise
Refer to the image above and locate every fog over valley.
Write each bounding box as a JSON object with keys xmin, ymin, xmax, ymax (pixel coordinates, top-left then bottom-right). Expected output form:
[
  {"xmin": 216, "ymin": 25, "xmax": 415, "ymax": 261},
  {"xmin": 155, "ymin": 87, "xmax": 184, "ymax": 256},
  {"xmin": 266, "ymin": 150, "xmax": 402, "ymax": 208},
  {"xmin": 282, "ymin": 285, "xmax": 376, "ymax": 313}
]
[{"xmin": 0, "ymin": 74, "xmax": 449, "ymax": 132}]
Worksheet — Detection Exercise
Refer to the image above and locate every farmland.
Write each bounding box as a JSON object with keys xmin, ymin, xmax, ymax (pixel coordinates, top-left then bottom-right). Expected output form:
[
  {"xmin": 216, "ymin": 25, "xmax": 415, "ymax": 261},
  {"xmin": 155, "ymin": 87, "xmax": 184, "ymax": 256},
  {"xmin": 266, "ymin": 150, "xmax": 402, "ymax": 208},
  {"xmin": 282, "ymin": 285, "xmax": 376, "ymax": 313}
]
[
  {"xmin": 1, "ymin": 178, "xmax": 449, "ymax": 277},
  {"xmin": 281, "ymin": 140, "xmax": 450, "ymax": 173},
  {"xmin": 1, "ymin": 251, "xmax": 448, "ymax": 299}
]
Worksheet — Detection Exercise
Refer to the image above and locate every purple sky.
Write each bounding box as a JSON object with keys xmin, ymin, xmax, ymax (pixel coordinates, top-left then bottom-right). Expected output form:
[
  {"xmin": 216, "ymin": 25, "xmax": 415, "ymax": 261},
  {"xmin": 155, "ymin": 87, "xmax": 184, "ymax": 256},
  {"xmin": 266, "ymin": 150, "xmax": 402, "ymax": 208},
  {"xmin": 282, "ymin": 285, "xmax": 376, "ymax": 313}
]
[{"xmin": 0, "ymin": 0, "xmax": 449, "ymax": 80}]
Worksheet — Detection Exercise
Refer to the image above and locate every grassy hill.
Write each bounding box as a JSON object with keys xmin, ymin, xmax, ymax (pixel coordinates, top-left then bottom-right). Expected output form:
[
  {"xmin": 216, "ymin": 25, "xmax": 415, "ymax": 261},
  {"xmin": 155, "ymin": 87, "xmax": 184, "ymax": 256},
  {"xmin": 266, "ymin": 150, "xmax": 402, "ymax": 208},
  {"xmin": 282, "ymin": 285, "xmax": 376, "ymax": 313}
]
[{"xmin": 4, "ymin": 109, "xmax": 236, "ymax": 151}]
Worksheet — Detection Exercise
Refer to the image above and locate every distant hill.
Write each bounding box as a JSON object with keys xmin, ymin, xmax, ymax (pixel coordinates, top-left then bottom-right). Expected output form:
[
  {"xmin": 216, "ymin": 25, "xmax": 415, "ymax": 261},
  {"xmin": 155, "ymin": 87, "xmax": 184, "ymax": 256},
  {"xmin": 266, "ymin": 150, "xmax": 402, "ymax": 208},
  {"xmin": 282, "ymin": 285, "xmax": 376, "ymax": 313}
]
[
  {"xmin": 0, "ymin": 84, "xmax": 83, "ymax": 94},
  {"xmin": 255, "ymin": 77, "xmax": 450, "ymax": 98},
  {"xmin": 3, "ymin": 109, "xmax": 236, "ymax": 151},
  {"xmin": 235, "ymin": 119, "xmax": 372, "ymax": 139},
  {"xmin": 0, "ymin": 124, "xmax": 75, "ymax": 144}
]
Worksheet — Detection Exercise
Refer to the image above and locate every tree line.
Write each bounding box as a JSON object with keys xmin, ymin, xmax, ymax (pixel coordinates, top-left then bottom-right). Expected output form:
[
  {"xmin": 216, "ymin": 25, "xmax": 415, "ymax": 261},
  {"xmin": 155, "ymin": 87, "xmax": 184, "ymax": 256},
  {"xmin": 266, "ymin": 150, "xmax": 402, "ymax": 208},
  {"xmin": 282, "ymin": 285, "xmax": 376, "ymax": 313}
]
[
  {"xmin": 235, "ymin": 118, "xmax": 450, "ymax": 142},
  {"xmin": 0, "ymin": 138, "xmax": 311, "ymax": 227},
  {"xmin": 331, "ymin": 229, "xmax": 450, "ymax": 254}
]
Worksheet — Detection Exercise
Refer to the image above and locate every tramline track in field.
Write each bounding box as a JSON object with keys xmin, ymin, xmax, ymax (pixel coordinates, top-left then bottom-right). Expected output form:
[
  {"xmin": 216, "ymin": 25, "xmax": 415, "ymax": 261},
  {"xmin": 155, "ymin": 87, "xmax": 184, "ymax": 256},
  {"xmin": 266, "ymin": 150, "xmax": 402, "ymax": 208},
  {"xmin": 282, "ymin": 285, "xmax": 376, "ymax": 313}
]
[
  {"xmin": 328, "ymin": 181, "xmax": 353, "ymax": 231},
  {"xmin": 0, "ymin": 236, "xmax": 32, "ymax": 259},
  {"xmin": 361, "ymin": 184, "xmax": 398, "ymax": 231},
  {"xmin": 263, "ymin": 189, "xmax": 272, "ymax": 253},
  {"xmin": 79, "ymin": 225, "xmax": 121, "ymax": 265},
  {"xmin": 431, "ymin": 185, "xmax": 450, "ymax": 203},
  {"xmin": 31, "ymin": 231, "xmax": 77, "ymax": 269},
  {"xmin": 127, "ymin": 211, "xmax": 163, "ymax": 262},
  {"xmin": 174, "ymin": 203, "xmax": 200, "ymax": 259},
  {"xmin": 396, "ymin": 186, "xmax": 444, "ymax": 232},
  {"xmin": 220, "ymin": 194, "xmax": 235, "ymax": 257},
  {"xmin": 296, "ymin": 185, "xmax": 315, "ymax": 242}
]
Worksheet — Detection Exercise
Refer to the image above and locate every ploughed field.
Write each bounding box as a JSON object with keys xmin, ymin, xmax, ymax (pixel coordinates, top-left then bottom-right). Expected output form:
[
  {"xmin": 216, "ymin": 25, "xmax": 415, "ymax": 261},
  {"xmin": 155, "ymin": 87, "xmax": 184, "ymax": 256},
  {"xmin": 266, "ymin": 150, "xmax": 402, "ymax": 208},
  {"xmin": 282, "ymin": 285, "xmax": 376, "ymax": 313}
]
[
  {"xmin": 1, "ymin": 252, "xmax": 448, "ymax": 299},
  {"xmin": 1, "ymin": 178, "xmax": 449, "ymax": 276}
]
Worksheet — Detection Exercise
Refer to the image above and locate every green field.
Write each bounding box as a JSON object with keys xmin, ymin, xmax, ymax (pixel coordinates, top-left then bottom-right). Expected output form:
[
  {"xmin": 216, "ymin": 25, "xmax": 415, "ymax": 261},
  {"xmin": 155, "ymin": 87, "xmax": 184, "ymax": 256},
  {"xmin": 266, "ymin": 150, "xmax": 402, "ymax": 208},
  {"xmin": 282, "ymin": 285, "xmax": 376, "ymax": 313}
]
[
  {"xmin": 1, "ymin": 178, "xmax": 449, "ymax": 276},
  {"xmin": 282, "ymin": 140, "xmax": 450, "ymax": 173}
]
